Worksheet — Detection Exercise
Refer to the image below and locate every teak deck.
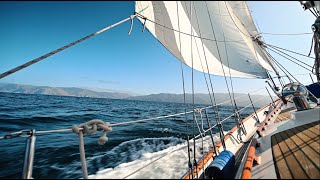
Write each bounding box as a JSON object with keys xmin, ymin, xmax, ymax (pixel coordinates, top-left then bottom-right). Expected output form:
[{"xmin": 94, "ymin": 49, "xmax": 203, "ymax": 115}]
[
  {"xmin": 271, "ymin": 121, "xmax": 320, "ymax": 179},
  {"xmin": 274, "ymin": 110, "xmax": 293, "ymax": 123}
]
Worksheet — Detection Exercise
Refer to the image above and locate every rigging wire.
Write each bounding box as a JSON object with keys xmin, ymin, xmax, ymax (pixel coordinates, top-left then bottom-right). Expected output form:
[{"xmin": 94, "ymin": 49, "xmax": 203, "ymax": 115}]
[
  {"xmin": 278, "ymin": 75, "xmax": 285, "ymax": 87},
  {"xmin": 258, "ymin": 44, "xmax": 294, "ymax": 84},
  {"xmin": 71, "ymin": 87, "xmax": 266, "ymax": 129},
  {"xmin": 220, "ymin": 2, "xmax": 238, "ymax": 111},
  {"xmin": 137, "ymin": 4, "xmax": 315, "ymax": 78},
  {"xmin": 264, "ymin": 50, "xmax": 296, "ymax": 83},
  {"xmin": 271, "ymin": 73, "xmax": 316, "ymax": 78},
  {"xmin": 194, "ymin": 110, "xmax": 206, "ymax": 176},
  {"xmin": 176, "ymin": 2, "xmax": 193, "ymax": 178},
  {"xmin": 312, "ymin": 6, "xmax": 320, "ymax": 16},
  {"xmin": 223, "ymin": 3, "xmax": 248, "ymax": 138},
  {"xmin": 203, "ymin": 109, "xmax": 217, "ymax": 153},
  {"xmin": 262, "ymin": 40, "xmax": 316, "ymax": 86},
  {"xmin": 259, "ymin": 32, "xmax": 313, "ymax": 36},
  {"xmin": 190, "ymin": 4, "xmax": 220, "ymax": 111},
  {"xmin": 191, "ymin": 3, "xmax": 225, "ymax": 145},
  {"xmin": 281, "ymin": 76, "xmax": 288, "ymax": 84},
  {"xmin": 266, "ymin": 46, "xmax": 314, "ymax": 70},
  {"xmin": 313, "ymin": 32, "xmax": 320, "ymax": 81},
  {"xmin": 219, "ymin": 96, "xmax": 269, "ymax": 124},
  {"xmin": 0, "ymin": 14, "xmax": 145, "ymax": 80},
  {"xmin": 308, "ymin": 34, "xmax": 314, "ymax": 57},
  {"xmin": 258, "ymin": 40, "xmax": 315, "ymax": 86},
  {"xmin": 263, "ymin": 43, "xmax": 315, "ymax": 59},
  {"xmin": 266, "ymin": 47, "xmax": 314, "ymax": 72},
  {"xmin": 192, "ymin": 0, "xmax": 220, "ymax": 157},
  {"xmin": 245, "ymin": 1, "xmax": 266, "ymax": 43},
  {"xmin": 205, "ymin": 1, "xmax": 230, "ymax": 150},
  {"xmin": 267, "ymin": 50, "xmax": 320, "ymax": 102},
  {"xmin": 220, "ymin": 1, "xmax": 247, "ymax": 137},
  {"xmin": 268, "ymin": 70, "xmax": 281, "ymax": 88},
  {"xmin": 137, "ymin": 3, "xmax": 272, "ymax": 159},
  {"xmin": 273, "ymin": 49, "xmax": 314, "ymax": 72},
  {"xmin": 135, "ymin": 13, "xmax": 244, "ymax": 43},
  {"xmin": 188, "ymin": 2, "xmax": 198, "ymax": 178},
  {"xmin": 183, "ymin": 1, "xmax": 221, "ymax": 176},
  {"xmin": 246, "ymin": 1, "xmax": 284, "ymax": 87},
  {"xmin": 213, "ymin": 1, "xmax": 238, "ymax": 110},
  {"xmin": 309, "ymin": 8, "xmax": 319, "ymax": 18},
  {"xmin": 225, "ymin": 1, "xmax": 281, "ymax": 84},
  {"xmin": 226, "ymin": 0, "xmax": 316, "ymax": 82},
  {"xmin": 223, "ymin": 1, "xmax": 252, "ymax": 38}
]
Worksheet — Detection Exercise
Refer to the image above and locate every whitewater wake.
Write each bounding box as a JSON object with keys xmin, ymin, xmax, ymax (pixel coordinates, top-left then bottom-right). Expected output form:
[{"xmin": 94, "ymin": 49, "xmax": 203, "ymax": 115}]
[{"xmin": 88, "ymin": 134, "xmax": 221, "ymax": 179}]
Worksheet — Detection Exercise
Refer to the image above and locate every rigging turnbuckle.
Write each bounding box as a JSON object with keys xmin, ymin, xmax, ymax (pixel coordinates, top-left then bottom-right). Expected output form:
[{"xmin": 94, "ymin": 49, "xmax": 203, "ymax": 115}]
[
  {"xmin": 312, "ymin": 16, "xmax": 320, "ymax": 38},
  {"xmin": 3, "ymin": 129, "xmax": 33, "ymax": 139}
]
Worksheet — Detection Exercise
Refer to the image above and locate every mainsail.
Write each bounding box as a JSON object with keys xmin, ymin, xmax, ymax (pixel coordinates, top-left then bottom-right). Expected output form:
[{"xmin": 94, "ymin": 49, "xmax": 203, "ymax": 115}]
[{"xmin": 135, "ymin": 1, "xmax": 276, "ymax": 78}]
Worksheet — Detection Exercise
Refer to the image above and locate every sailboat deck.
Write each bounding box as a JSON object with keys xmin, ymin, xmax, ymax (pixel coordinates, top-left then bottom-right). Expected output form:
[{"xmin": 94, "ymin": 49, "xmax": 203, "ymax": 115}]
[
  {"xmin": 274, "ymin": 109, "xmax": 295, "ymax": 123},
  {"xmin": 271, "ymin": 121, "xmax": 320, "ymax": 179},
  {"xmin": 250, "ymin": 105, "xmax": 320, "ymax": 179}
]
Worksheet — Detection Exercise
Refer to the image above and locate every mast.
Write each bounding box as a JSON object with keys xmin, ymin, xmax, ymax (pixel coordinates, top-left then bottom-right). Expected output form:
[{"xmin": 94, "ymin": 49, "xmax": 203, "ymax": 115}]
[{"xmin": 301, "ymin": 1, "xmax": 320, "ymax": 82}]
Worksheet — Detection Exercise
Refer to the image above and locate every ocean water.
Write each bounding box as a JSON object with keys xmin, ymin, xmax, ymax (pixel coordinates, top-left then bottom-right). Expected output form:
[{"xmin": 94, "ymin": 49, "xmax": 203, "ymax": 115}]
[{"xmin": 0, "ymin": 92, "xmax": 255, "ymax": 179}]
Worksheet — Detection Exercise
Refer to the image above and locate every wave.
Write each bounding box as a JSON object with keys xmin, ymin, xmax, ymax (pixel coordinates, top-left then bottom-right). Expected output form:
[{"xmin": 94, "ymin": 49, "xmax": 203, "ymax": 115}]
[
  {"xmin": 89, "ymin": 135, "xmax": 221, "ymax": 179},
  {"xmin": 149, "ymin": 127, "xmax": 174, "ymax": 133},
  {"xmin": 87, "ymin": 137, "xmax": 185, "ymax": 169},
  {"xmin": 0, "ymin": 116, "xmax": 68, "ymax": 125},
  {"xmin": 31, "ymin": 137, "xmax": 186, "ymax": 179}
]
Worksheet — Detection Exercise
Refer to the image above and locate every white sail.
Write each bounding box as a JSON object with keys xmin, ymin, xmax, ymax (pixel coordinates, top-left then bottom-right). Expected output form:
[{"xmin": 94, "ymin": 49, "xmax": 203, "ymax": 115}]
[{"xmin": 135, "ymin": 1, "xmax": 275, "ymax": 78}]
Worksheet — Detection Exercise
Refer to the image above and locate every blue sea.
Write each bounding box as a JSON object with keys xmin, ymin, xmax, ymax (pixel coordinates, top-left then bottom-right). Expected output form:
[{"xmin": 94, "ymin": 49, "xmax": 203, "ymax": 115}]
[{"xmin": 0, "ymin": 92, "xmax": 254, "ymax": 179}]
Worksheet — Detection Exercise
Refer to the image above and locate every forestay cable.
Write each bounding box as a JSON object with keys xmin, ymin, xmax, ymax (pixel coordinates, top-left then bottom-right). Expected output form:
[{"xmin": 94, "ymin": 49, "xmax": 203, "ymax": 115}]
[{"xmin": 0, "ymin": 10, "xmax": 148, "ymax": 79}]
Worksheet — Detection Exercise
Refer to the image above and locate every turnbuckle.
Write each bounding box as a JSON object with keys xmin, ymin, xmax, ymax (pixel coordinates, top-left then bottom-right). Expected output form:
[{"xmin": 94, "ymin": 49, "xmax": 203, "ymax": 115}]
[{"xmin": 4, "ymin": 129, "xmax": 33, "ymax": 139}]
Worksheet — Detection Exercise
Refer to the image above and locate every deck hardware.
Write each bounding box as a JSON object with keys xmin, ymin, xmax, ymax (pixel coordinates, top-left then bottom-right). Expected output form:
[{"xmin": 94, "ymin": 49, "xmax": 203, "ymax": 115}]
[
  {"xmin": 72, "ymin": 119, "xmax": 112, "ymax": 179},
  {"xmin": 248, "ymin": 93, "xmax": 260, "ymax": 122},
  {"xmin": 128, "ymin": 15, "xmax": 135, "ymax": 35},
  {"xmin": 22, "ymin": 129, "xmax": 36, "ymax": 179},
  {"xmin": 142, "ymin": 17, "xmax": 147, "ymax": 32},
  {"xmin": 265, "ymin": 87, "xmax": 275, "ymax": 107}
]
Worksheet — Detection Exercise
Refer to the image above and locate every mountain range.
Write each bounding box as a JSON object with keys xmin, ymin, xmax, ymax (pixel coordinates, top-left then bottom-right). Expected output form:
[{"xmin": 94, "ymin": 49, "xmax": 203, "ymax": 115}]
[
  {"xmin": 0, "ymin": 83, "xmax": 132, "ymax": 99},
  {"xmin": 0, "ymin": 83, "xmax": 274, "ymax": 107}
]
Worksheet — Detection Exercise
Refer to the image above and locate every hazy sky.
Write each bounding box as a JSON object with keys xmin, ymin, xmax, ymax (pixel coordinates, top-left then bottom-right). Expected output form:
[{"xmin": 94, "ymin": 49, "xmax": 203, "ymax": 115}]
[{"xmin": 0, "ymin": 1, "xmax": 316, "ymax": 95}]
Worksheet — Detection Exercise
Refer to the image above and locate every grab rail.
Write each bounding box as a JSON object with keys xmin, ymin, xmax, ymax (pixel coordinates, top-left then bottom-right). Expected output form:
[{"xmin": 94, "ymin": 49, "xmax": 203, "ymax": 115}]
[
  {"xmin": 22, "ymin": 130, "xmax": 36, "ymax": 179},
  {"xmin": 240, "ymin": 138, "xmax": 260, "ymax": 179},
  {"xmin": 256, "ymin": 100, "xmax": 283, "ymax": 137}
]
